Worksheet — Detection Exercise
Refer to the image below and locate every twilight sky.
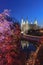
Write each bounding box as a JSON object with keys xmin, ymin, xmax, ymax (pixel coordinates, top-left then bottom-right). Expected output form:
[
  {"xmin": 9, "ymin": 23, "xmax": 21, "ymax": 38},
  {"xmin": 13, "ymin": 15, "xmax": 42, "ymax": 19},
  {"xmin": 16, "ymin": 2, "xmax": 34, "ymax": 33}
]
[{"xmin": 0, "ymin": 0, "xmax": 43, "ymax": 26}]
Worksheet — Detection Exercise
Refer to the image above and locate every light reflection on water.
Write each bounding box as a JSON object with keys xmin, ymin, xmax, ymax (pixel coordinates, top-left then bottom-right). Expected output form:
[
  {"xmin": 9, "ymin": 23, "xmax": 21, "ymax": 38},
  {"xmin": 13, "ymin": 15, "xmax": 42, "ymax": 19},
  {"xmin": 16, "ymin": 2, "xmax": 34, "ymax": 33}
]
[
  {"xmin": 21, "ymin": 41, "xmax": 37, "ymax": 59},
  {"xmin": 21, "ymin": 41, "xmax": 36, "ymax": 52}
]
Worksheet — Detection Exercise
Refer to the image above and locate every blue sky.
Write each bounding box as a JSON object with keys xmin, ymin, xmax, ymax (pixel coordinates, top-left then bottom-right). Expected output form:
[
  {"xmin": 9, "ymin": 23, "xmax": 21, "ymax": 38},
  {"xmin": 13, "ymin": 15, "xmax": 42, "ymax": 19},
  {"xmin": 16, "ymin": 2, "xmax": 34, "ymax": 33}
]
[{"xmin": 0, "ymin": 0, "xmax": 43, "ymax": 26}]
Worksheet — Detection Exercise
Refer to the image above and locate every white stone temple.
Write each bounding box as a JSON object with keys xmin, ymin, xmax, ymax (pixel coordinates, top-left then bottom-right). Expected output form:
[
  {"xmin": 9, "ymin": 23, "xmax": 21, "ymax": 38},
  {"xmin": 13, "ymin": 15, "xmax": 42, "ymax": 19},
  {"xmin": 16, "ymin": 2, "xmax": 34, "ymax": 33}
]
[{"xmin": 21, "ymin": 18, "xmax": 39, "ymax": 34}]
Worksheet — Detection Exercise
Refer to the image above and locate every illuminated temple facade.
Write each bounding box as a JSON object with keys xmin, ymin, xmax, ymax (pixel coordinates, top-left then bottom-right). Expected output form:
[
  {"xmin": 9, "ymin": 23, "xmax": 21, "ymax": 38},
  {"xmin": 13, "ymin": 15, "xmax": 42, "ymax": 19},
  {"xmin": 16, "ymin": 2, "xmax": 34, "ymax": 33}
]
[{"xmin": 21, "ymin": 18, "xmax": 40, "ymax": 34}]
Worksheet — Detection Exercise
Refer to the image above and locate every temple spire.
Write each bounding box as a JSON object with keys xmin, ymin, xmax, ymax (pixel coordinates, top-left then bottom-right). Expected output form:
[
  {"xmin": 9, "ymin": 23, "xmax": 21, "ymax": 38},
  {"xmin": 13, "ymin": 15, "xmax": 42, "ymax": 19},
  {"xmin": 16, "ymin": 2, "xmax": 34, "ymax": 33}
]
[{"xmin": 34, "ymin": 20, "xmax": 38, "ymax": 25}]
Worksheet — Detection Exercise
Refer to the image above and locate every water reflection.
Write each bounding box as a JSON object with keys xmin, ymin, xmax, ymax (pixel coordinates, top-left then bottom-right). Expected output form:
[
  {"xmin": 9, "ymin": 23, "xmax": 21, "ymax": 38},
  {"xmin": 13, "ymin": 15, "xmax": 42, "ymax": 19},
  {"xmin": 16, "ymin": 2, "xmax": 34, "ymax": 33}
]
[{"xmin": 21, "ymin": 41, "xmax": 36, "ymax": 59}]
